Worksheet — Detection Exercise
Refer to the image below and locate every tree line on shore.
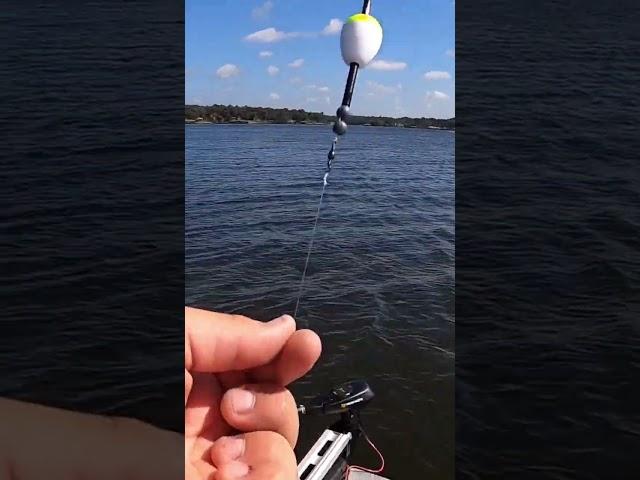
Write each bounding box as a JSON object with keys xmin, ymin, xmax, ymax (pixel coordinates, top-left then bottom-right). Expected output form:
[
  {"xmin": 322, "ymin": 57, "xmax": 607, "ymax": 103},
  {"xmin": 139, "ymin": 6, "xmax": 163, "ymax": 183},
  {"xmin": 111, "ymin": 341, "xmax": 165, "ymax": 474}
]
[{"xmin": 185, "ymin": 104, "xmax": 455, "ymax": 130}]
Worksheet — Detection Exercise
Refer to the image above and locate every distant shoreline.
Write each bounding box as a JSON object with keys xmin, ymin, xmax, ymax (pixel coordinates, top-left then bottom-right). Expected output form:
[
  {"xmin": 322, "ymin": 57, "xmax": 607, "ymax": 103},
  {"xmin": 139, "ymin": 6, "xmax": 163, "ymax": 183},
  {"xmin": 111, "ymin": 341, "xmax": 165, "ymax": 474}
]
[
  {"xmin": 185, "ymin": 120, "xmax": 453, "ymax": 130},
  {"xmin": 185, "ymin": 119, "xmax": 328, "ymax": 126},
  {"xmin": 185, "ymin": 119, "xmax": 454, "ymax": 131},
  {"xmin": 185, "ymin": 104, "xmax": 455, "ymax": 131}
]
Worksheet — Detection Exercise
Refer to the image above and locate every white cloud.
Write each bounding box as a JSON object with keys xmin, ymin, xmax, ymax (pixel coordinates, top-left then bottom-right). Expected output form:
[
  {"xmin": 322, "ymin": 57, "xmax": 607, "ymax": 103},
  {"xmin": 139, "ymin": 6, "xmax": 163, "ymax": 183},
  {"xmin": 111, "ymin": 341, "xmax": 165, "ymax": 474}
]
[
  {"xmin": 305, "ymin": 84, "xmax": 329, "ymax": 92},
  {"xmin": 259, "ymin": 50, "xmax": 273, "ymax": 58},
  {"xmin": 267, "ymin": 65, "xmax": 279, "ymax": 76},
  {"xmin": 269, "ymin": 92, "xmax": 280, "ymax": 100},
  {"xmin": 252, "ymin": 1, "xmax": 273, "ymax": 20},
  {"xmin": 245, "ymin": 27, "xmax": 299, "ymax": 43},
  {"xmin": 369, "ymin": 60, "xmax": 408, "ymax": 71},
  {"xmin": 288, "ymin": 58, "xmax": 304, "ymax": 68},
  {"xmin": 322, "ymin": 18, "xmax": 343, "ymax": 35},
  {"xmin": 426, "ymin": 90, "xmax": 450, "ymax": 101},
  {"xmin": 445, "ymin": 49, "xmax": 455, "ymax": 58},
  {"xmin": 289, "ymin": 76, "xmax": 304, "ymax": 85},
  {"xmin": 216, "ymin": 64, "xmax": 240, "ymax": 79},
  {"xmin": 424, "ymin": 70, "xmax": 451, "ymax": 80},
  {"xmin": 367, "ymin": 80, "xmax": 401, "ymax": 95},
  {"xmin": 305, "ymin": 96, "xmax": 329, "ymax": 106}
]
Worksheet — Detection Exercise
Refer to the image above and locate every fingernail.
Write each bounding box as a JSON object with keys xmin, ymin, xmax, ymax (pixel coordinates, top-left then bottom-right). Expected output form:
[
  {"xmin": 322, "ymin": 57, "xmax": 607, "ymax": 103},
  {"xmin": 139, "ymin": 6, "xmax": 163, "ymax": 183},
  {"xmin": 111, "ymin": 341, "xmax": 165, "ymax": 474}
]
[
  {"xmin": 222, "ymin": 436, "xmax": 245, "ymax": 460},
  {"xmin": 223, "ymin": 460, "xmax": 250, "ymax": 478},
  {"xmin": 230, "ymin": 388, "xmax": 255, "ymax": 413},
  {"xmin": 269, "ymin": 314, "xmax": 294, "ymax": 326}
]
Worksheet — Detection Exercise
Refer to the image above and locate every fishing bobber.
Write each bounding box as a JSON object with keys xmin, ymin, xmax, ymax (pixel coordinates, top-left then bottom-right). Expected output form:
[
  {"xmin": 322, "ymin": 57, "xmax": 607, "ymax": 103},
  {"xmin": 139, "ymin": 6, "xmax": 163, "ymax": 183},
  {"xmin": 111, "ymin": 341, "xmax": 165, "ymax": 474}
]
[
  {"xmin": 340, "ymin": 13, "xmax": 384, "ymax": 68},
  {"xmin": 333, "ymin": 11, "xmax": 383, "ymax": 136}
]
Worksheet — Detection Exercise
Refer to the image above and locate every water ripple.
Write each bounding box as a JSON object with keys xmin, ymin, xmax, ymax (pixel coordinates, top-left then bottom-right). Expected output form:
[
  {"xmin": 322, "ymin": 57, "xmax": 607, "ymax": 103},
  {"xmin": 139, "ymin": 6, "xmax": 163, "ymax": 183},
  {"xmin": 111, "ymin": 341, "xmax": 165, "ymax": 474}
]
[{"xmin": 186, "ymin": 124, "xmax": 454, "ymax": 478}]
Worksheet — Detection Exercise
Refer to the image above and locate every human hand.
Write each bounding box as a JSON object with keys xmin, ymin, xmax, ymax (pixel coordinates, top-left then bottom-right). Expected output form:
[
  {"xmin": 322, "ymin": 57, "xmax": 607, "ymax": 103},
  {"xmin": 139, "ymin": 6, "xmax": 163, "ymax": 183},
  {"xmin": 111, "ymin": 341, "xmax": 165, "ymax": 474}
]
[{"xmin": 185, "ymin": 307, "xmax": 322, "ymax": 480}]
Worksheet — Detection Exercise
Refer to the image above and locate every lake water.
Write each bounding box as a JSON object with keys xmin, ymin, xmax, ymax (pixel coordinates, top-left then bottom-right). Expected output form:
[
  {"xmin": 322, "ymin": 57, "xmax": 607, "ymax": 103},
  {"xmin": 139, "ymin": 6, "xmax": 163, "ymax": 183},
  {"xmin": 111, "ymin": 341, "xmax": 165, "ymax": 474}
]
[{"xmin": 186, "ymin": 124, "xmax": 455, "ymax": 479}]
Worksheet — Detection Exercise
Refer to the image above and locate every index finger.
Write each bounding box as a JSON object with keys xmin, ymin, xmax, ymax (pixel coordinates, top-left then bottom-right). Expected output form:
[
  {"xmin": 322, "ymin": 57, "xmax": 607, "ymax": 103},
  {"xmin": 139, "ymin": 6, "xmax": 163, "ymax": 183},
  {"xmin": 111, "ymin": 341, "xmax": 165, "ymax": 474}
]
[
  {"xmin": 216, "ymin": 329, "xmax": 322, "ymax": 390},
  {"xmin": 185, "ymin": 307, "xmax": 296, "ymax": 373},
  {"xmin": 251, "ymin": 329, "xmax": 322, "ymax": 385}
]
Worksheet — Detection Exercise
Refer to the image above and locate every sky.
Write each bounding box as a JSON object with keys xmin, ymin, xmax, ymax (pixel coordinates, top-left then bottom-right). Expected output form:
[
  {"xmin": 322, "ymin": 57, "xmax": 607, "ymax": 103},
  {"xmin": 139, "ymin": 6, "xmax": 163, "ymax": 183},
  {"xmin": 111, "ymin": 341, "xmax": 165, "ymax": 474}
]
[{"xmin": 185, "ymin": 0, "xmax": 455, "ymax": 119}]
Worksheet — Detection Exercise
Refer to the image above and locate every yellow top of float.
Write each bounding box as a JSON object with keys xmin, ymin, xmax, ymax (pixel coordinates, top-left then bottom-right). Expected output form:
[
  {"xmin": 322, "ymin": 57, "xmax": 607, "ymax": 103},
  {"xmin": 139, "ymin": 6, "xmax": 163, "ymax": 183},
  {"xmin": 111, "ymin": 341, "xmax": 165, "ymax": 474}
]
[{"xmin": 346, "ymin": 13, "xmax": 381, "ymax": 27}]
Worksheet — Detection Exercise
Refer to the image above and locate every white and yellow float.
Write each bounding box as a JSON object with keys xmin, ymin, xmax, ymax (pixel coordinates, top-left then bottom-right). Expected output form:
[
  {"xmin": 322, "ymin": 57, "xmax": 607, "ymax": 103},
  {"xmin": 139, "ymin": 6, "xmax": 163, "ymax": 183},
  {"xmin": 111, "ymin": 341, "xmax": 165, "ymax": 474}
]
[{"xmin": 333, "ymin": 1, "xmax": 384, "ymax": 136}]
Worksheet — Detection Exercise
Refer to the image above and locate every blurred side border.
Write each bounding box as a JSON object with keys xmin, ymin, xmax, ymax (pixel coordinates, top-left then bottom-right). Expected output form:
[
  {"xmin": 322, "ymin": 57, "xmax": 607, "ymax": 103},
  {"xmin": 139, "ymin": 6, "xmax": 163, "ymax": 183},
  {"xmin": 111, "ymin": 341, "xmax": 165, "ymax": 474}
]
[
  {"xmin": 0, "ymin": 0, "xmax": 184, "ymax": 440},
  {"xmin": 456, "ymin": 0, "xmax": 639, "ymax": 478}
]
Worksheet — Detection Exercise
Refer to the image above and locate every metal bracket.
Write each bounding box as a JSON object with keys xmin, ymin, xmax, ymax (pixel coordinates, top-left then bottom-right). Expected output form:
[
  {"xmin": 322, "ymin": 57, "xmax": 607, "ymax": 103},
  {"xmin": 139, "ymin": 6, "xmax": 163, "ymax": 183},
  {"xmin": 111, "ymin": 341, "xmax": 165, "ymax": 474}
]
[{"xmin": 297, "ymin": 429, "xmax": 352, "ymax": 480}]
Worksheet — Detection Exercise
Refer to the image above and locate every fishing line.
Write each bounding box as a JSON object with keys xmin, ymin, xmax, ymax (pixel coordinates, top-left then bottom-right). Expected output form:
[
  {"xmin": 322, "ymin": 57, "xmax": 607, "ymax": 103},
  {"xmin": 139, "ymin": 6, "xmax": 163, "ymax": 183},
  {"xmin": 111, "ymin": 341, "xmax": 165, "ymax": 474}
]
[
  {"xmin": 293, "ymin": 137, "xmax": 338, "ymax": 320},
  {"xmin": 293, "ymin": 2, "xmax": 388, "ymax": 479},
  {"xmin": 293, "ymin": 0, "xmax": 381, "ymax": 322}
]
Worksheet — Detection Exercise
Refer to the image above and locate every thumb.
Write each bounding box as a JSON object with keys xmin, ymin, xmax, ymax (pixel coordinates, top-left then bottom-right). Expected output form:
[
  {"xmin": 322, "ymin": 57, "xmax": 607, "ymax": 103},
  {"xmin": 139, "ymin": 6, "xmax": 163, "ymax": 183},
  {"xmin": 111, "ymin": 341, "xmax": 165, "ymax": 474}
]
[{"xmin": 185, "ymin": 307, "xmax": 296, "ymax": 373}]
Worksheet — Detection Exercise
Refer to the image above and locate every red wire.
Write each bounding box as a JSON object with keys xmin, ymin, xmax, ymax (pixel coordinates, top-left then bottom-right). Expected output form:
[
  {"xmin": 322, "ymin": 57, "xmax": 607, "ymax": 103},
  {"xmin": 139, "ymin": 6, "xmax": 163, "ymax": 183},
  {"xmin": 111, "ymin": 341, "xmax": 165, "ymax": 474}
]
[{"xmin": 343, "ymin": 433, "xmax": 385, "ymax": 480}]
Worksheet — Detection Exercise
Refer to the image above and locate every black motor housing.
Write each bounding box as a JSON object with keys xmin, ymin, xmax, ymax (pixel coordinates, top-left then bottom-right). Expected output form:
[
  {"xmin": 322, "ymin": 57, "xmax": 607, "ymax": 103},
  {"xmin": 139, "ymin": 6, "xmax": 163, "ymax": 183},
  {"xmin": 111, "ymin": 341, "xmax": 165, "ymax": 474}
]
[{"xmin": 305, "ymin": 379, "xmax": 374, "ymax": 416}]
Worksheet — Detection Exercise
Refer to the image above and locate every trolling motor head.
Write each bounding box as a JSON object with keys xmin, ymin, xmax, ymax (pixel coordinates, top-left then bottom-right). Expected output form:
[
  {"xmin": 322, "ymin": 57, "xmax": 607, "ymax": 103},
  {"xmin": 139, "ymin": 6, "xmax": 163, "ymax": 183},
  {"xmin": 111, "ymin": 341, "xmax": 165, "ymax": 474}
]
[
  {"xmin": 298, "ymin": 379, "xmax": 374, "ymax": 416},
  {"xmin": 296, "ymin": 380, "xmax": 376, "ymax": 478}
]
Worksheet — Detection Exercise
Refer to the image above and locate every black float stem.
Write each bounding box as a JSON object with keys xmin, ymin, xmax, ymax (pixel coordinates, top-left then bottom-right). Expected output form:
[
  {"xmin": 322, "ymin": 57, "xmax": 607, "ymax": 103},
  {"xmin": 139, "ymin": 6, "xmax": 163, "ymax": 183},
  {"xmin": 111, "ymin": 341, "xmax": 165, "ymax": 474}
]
[{"xmin": 340, "ymin": 63, "xmax": 359, "ymax": 108}]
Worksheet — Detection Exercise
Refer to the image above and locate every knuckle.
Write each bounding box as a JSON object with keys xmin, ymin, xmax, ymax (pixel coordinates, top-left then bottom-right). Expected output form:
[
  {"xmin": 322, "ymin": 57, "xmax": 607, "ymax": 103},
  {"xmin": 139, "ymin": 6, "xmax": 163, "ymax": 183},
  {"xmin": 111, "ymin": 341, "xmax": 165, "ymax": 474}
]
[
  {"xmin": 262, "ymin": 430, "xmax": 291, "ymax": 451},
  {"xmin": 280, "ymin": 388, "xmax": 297, "ymax": 416},
  {"xmin": 230, "ymin": 313, "xmax": 254, "ymax": 324},
  {"xmin": 268, "ymin": 387, "xmax": 296, "ymax": 421},
  {"xmin": 282, "ymin": 387, "xmax": 295, "ymax": 405}
]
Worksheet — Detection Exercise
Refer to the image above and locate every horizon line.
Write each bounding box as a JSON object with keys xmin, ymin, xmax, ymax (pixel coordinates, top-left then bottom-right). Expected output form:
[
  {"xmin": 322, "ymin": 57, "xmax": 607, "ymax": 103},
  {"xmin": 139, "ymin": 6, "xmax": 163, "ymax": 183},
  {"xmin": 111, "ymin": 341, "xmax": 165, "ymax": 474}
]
[{"xmin": 185, "ymin": 103, "xmax": 455, "ymax": 121}]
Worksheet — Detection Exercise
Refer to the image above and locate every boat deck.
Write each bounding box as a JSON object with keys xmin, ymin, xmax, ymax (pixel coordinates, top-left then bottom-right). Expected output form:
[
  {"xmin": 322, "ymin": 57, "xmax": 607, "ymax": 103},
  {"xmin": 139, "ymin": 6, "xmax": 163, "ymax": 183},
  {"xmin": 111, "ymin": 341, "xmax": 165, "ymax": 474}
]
[{"xmin": 350, "ymin": 472, "xmax": 390, "ymax": 480}]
